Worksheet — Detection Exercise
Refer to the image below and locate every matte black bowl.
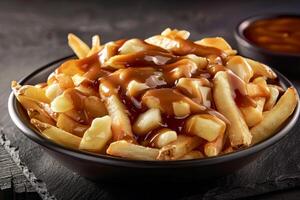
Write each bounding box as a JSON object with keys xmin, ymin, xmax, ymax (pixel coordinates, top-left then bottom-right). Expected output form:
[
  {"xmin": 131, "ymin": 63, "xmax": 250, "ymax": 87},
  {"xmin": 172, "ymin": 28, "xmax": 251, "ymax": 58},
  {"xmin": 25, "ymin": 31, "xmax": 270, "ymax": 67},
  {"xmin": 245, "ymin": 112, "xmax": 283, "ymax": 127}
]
[
  {"xmin": 8, "ymin": 55, "xmax": 300, "ymax": 182},
  {"xmin": 235, "ymin": 14, "xmax": 300, "ymax": 77}
]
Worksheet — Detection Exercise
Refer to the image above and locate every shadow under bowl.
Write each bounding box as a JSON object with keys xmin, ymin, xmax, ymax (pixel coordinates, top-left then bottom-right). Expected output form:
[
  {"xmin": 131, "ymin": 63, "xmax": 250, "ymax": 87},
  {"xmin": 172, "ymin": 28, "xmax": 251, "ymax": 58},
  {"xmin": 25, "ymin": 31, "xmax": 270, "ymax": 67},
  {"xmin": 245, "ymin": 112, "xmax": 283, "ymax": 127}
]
[
  {"xmin": 8, "ymin": 55, "xmax": 300, "ymax": 182},
  {"xmin": 235, "ymin": 14, "xmax": 300, "ymax": 77}
]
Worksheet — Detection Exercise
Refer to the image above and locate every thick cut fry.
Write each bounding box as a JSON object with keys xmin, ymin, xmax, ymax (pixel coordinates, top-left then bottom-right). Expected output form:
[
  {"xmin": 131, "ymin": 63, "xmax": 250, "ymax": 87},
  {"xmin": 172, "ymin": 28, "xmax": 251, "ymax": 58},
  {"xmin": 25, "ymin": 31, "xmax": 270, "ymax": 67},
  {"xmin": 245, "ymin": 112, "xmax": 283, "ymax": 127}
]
[
  {"xmin": 195, "ymin": 37, "xmax": 237, "ymax": 55},
  {"xmin": 51, "ymin": 92, "xmax": 74, "ymax": 113},
  {"xmin": 57, "ymin": 114, "xmax": 88, "ymax": 137},
  {"xmin": 79, "ymin": 116, "xmax": 112, "ymax": 153},
  {"xmin": 184, "ymin": 54, "xmax": 208, "ymax": 69},
  {"xmin": 213, "ymin": 71, "xmax": 252, "ymax": 146},
  {"xmin": 84, "ymin": 96, "xmax": 107, "ymax": 118},
  {"xmin": 133, "ymin": 108, "xmax": 162, "ymax": 135},
  {"xmin": 226, "ymin": 56, "xmax": 253, "ymax": 83},
  {"xmin": 204, "ymin": 130, "xmax": 225, "ymax": 157},
  {"xmin": 31, "ymin": 119, "xmax": 81, "ymax": 149},
  {"xmin": 157, "ymin": 135, "xmax": 201, "ymax": 160},
  {"xmin": 107, "ymin": 140, "xmax": 159, "ymax": 160},
  {"xmin": 68, "ymin": 33, "xmax": 90, "ymax": 59},
  {"xmin": 245, "ymin": 58, "xmax": 277, "ymax": 79},
  {"xmin": 185, "ymin": 114, "xmax": 226, "ymax": 142},
  {"xmin": 13, "ymin": 82, "xmax": 50, "ymax": 104},
  {"xmin": 104, "ymin": 95, "xmax": 134, "ymax": 142},
  {"xmin": 264, "ymin": 86, "xmax": 279, "ymax": 111},
  {"xmin": 119, "ymin": 39, "xmax": 148, "ymax": 54},
  {"xmin": 56, "ymin": 74, "xmax": 75, "ymax": 89},
  {"xmin": 240, "ymin": 97, "xmax": 266, "ymax": 127},
  {"xmin": 251, "ymin": 88, "xmax": 298, "ymax": 145},
  {"xmin": 150, "ymin": 128, "xmax": 177, "ymax": 148},
  {"xmin": 45, "ymin": 83, "xmax": 63, "ymax": 101},
  {"xmin": 15, "ymin": 95, "xmax": 55, "ymax": 125},
  {"xmin": 178, "ymin": 151, "xmax": 204, "ymax": 160},
  {"xmin": 87, "ymin": 35, "xmax": 102, "ymax": 56}
]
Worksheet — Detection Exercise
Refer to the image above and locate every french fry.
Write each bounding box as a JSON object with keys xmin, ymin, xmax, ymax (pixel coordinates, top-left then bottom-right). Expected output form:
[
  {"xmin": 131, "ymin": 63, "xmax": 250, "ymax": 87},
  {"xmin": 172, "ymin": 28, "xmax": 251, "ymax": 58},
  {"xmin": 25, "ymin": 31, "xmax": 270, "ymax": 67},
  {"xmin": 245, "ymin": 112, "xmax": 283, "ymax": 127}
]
[
  {"xmin": 107, "ymin": 140, "xmax": 159, "ymax": 160},
  {"xmin": 251, "ymin": 88, "xmax": 298, "ymax": 145},
  {"xmin": 87, "ymin": 35, "xmax": 102, "ymax": 56},
  {"xmin": 178, "ymin": 151, "xmax": 204, "ymax": 160},
  {"xmin": 213, "ymin": 71, "xmax": 252, "ymax": 146},
  {"xmin": 104, "ymin": 95, "xmax": 135, "ymax": 142},
  {"xmin": 245, "ymin": 58, "xmax": 277, "ymax": 79},
  {"xmin": 31, "ymin": 119, "xmax": 81, "ymax": 149},
  {"xmin": 68, "ymin": 33, "xmax": 90, "ymax": 59},
  {"xmin": 79, "ymin": 116, "xmax": 112, "ymax": 153},
  {"xmin": 204, "ymin": 130, "xmax": 225, "ymax": 157},
  {"xmin": 240, "ymin": 97, "xmax": 266, "ymax": 127},
  {"xmin": 184, "ymin": 54, "xmax": 208, "ymax": 69},
  {"xmin": 12, "ymin": 82, "xmax": 50, "ymax": 104},
  {"xmin": 99, "ymin": 41, "xmax": 126, "ymax": 65},
  {"xmin": 57, "ymin": 114, "xmax": 88, "ymax": 137},
  {"xmin": 45, "ymin": 83, "xmax": 63, "ymax": 101},
  {"xmin": 84, "ymin": 96, "xmax": 107, "ymax": 118},
  {"xmin": 150, "ymin": 128, "xmax": 177, "ymax": 148},
  {"xmin": 56, "ymin": 74, "xmax": 75, "ymax": 89},
  {"xmin": 226, "ymin": 56, "xmax": 253, "ymax": 83},
  {"xmin": 17, "ymin": 95, "xmax": 56, "ymax": 125},
  {"xmin": 195, "ymin": 37, "xmax": 237, "ymax": 55},
  {"xmin": 119, "ymin": 39, "xmax": 148, "ymax": 54},
  {"xmin": 157, "ymin": 135, "xmax": 201, "ymax": 160},
  {"xmin": 264, "ymin": 85, "xmax": 279, "ymax": 111},
  {"xmin": 51, "ymin": 92, "xmax": 74, "ymax": 113},
  {"xmin": 185, "ymin": 114, "xmax": 226, "ymax": 142},
  {"xmin": 133, "ymin": 108, "xmax": 162, "ymax": 135}
]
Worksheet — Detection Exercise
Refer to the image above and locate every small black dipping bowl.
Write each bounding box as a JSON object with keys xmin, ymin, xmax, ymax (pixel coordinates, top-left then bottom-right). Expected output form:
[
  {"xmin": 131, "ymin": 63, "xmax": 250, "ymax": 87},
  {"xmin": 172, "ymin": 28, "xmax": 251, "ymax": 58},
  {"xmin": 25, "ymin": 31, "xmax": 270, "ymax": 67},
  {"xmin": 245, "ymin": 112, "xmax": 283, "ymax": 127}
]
[
  {"xmin": 8, "ymin": 55, "xmax": 300, "ymax": 182},
  {"xmin": 235, "ymin": 14, "xmax": 300, "ymax": 77}
]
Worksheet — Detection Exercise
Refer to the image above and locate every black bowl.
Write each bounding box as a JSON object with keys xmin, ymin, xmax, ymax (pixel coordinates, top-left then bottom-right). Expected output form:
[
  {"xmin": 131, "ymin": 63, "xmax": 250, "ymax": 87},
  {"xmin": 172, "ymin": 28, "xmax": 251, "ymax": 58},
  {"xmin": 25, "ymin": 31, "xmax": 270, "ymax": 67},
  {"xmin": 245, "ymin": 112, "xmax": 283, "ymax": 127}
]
[
  {"xmin": 8, "ymin": 55, "xmax": 300, "ymax": 182},
  {"xmin": 235, "ymin": 14, "xmax": 300, "ymax": 77}
]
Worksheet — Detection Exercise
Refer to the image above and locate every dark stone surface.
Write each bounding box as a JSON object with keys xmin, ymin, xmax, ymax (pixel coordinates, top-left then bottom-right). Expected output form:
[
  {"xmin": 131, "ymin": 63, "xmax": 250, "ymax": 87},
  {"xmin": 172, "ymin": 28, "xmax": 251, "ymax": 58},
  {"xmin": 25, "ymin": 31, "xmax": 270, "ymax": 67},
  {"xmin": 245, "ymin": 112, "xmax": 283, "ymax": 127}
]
[{"xmin": 1, "ymin": 0, "xmax": 300, "ymax": 199}]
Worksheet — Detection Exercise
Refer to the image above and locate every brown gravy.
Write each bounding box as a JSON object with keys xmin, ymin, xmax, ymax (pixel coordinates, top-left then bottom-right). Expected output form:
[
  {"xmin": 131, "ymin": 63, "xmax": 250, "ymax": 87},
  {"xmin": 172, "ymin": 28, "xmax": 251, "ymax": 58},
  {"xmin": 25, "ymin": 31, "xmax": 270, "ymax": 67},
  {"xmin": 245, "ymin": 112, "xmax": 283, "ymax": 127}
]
[{"xmin": 244, "ymin": 16, "xmax": 300, "ymax": 54}]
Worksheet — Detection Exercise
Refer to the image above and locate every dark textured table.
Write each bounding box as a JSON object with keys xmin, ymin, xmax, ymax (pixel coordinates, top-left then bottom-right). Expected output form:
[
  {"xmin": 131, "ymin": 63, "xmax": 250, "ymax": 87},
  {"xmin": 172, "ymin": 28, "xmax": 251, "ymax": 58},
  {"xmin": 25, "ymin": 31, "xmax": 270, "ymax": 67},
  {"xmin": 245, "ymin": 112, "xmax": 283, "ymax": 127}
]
[{"xmin": 1, "ymin": 0, "xmax": 300, "ymax": 199}]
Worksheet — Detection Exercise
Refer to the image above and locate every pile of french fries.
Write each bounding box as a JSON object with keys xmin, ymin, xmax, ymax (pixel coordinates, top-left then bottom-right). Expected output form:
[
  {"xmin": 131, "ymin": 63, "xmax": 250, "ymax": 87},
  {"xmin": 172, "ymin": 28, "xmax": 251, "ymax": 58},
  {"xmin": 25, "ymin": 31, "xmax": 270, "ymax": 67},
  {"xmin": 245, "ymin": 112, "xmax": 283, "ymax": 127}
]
[{"xmin": 12, "ymin": 28, "xmax": 298, "ymax": 161}]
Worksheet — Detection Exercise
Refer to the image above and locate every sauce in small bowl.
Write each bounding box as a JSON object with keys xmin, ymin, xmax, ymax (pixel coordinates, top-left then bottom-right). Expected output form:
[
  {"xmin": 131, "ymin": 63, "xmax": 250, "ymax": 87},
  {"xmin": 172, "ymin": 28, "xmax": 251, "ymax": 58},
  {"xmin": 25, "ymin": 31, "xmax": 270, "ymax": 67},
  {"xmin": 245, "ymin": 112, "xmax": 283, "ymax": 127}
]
[
  {"xmin": 235, "ymin": 14, "xmax": 300, "ymax": 76},
  {"xmin": 244, "ymin": 17, "xmax": 300, "ymax": 55}
]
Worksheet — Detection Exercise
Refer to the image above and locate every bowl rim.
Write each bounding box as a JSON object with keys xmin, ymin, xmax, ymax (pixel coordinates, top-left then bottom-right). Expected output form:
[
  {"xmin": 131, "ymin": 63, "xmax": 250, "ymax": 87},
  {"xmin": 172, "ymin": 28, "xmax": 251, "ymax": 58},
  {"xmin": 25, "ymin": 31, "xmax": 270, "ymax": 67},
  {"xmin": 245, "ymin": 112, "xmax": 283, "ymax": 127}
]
[
  {"xmin": 234, "ymin": 13, "xmax": 300, "ymax": 58},
  {"xmin": 8, "ymin": 55, "xmax": 300, "ymax": 168}
]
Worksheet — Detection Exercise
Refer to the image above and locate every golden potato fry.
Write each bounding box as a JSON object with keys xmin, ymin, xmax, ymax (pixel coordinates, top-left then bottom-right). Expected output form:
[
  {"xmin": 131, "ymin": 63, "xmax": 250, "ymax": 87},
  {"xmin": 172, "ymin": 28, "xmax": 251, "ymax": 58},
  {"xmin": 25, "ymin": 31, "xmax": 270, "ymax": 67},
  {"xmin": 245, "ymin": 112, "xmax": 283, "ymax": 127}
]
[
  {"xmin": 45, "ymin": 83, "xmax": 63, "ymax": 101},
  {"xmin": 79, "ymin": 116, "xmax": 112, "ymax": 153},
  {"xmin": 195, "ymin": 37, "xmax": 237, "ymax": 55},
  {"xmin": 31, "ymin": 119, "xmax": 81, "ymax": 149},
  {"xmin": 56, "ymin": 74, "xmax": 75, "ymax": 89},
  {"xmin": 133, "ymin": 108, "xmax": 162, "ymax": 135},
  {"xmin": 68, "ymin": 33, "xmax": 90, "ymax": 59},
  {"xmin": 204, "ymin": 130, "xmax": 225, "ymax": 157},
  {"xmin": 245, "ymin": 58, "xmax": 277, "ymax": 79},
  {"xmin": 12, "ymin": 81, "xmax": 50, "ymax": 104},
  {"xmin": 185, "ymin": 114, "xmax": 226, "ymax": 142},
  {"xmin": 264, "ymin": 85, "xmax": 279, "ymax": 111},
  {"xmin": 103, "ymin": 95, "xmax": 134, "ymax": 142},
  {"xmin": 157, "ymin": 135, "xmax": 201, "ymax": 160},
  {"xmin": 240, "ymin": 97, "xmax": 266, "ymax": 127},
  {"xmin": 226, "ymin": 56, "xmax": 253, "ymax": 83},
  {"xmin": 149, "ymin": 128, "xmax": 177, "ymax": 148},
  {"xmin": 50, "ymin": 92, "xmax": 74, "ymax": 113},
  {"xmin": 178, "ymin": 151, "xmax": 204, "ymax": 160},
  {"xmin": 119, "ymin": 39, "xmax": 148, "ymax": 54},
  {"xmin": 213, "ymin": 71, "xmax": 252, "ymax": 146},
  {"xmin": 251, "ymin": 88, "xmax": 298, "ymax": 145},
  {"xmin": 107, "ymin": 140, "xmax": 159, "ymax": 160},
  {"xmin": 87, "ymin": 35, "xmax": 102, "ymax": 56},
  {"xmin": 57, "ymin": 114, "xmax": 88, "ymax": 137},
  {"xmin": 100, "ymin": 41, "xmax": 126, "ymax": 65},
  {"xmin": 17, "ymin": 95, "xmax": 56, "ymax": 125},
  {"xmin": 84, "ymin": 96, "xmax": 107, "ymax": 118},
  {"xmin": 184, "ymin": 54, "xmax": 208, "ymax": 69}
]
